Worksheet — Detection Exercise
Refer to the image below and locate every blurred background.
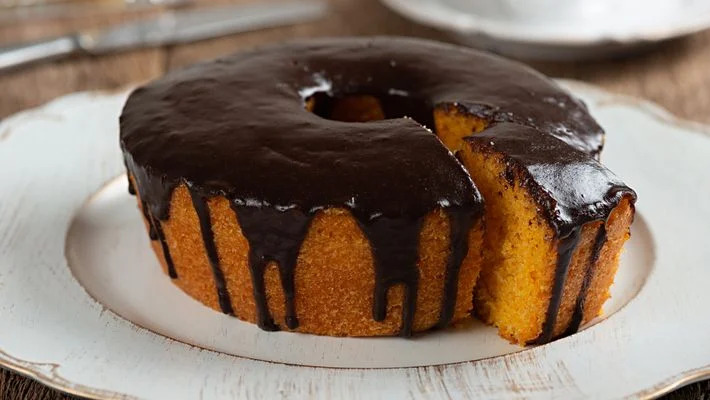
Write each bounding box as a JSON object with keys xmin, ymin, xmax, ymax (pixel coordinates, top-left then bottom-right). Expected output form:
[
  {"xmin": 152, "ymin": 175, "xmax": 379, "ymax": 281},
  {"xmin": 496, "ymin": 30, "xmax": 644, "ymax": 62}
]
[
  {"xmin": 0, "ymin": 0, "xmax": 709, "ymax": 398},
  {"xmin": 1, "ymin": 0, "xmax": 710, "ymax": 121}
]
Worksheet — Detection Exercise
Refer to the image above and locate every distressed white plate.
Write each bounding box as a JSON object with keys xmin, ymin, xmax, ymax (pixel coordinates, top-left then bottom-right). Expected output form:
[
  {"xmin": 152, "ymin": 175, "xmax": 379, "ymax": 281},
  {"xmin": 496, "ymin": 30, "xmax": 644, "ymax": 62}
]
[
  {"xmin": 380, "ymin": 0, "xmax": 710, "ymax": 60},
  {"xmin": 64, "ymin": 175, "xmax": 652, "ymax": 369},
  {"xmin": 1, "ymin": 80, "xmax": 709, "ymax": 398}
]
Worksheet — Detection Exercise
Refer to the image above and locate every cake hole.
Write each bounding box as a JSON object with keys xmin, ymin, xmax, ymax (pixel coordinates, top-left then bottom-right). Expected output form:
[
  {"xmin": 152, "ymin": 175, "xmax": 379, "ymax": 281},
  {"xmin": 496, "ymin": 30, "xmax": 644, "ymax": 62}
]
[{"xmin": 306, "ymin": 92, "xmax": 436, "ymax": 131}]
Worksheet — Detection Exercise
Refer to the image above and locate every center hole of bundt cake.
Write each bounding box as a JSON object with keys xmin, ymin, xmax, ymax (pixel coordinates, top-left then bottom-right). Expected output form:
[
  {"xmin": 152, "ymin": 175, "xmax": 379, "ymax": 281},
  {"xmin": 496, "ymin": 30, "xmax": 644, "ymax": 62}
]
[{"xmin": 305, "ymin": 92, "xmax": 435, "ymax": 130}]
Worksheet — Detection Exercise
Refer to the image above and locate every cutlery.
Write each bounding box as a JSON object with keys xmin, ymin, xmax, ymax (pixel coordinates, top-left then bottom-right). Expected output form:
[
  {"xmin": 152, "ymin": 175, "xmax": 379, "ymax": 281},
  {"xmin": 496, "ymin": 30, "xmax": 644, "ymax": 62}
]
[
  {"xmin": 0, "ymin": 0, "xmax": 191, "ymax": 21},
  {"xmin": 0, "ymin": 1, "xmax": 326, "ymax": 72}
]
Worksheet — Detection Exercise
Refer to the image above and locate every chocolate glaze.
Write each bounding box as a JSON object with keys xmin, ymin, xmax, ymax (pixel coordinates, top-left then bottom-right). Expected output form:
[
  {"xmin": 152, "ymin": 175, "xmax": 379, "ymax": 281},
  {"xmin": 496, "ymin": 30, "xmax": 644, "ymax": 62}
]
[
  {"xmin": 437, "ymin": 208, "xmax": 478, "ymax": 329},
  {"xmin": 121, "ymin": 37, "xmax": 630, "ymax": 340},
  {"xmin": 530, "ymin": 227, "xmax": 582, "ymax": 345},
  {"xmin": 127, "ymin": 176, "xmax": 136, "ymax": 195},
  {"xmin": 355, "ymin": 214, "xmax": 424, "ymax": 336},
  {"xmin": 139, "ymin": 199, "xmax": 158, "ymax": 241},
  {"xmin": 127, "ymin": 157, "xmax": 178, "ymax": 278},
  {"xmin": 566, "ymin": 224, "xmax": 608, "ymax": 335},
  {"xmin": 189, "ymin": 187, "xmax": 235, "ymax": 316},
  {"xmin": 466, "ymin": 123, "xmax": 635, "ymax": 238},
  {"xmin": 466, "ymin": 123, "xmax": 636, "ymax": 343},
  {"xmin": 231, "ymin": 204, "xmax": 314, "ymax": 331},
  {"xmin": 153, "ymin": 223, "xmax": 176, "ymax": 279}
]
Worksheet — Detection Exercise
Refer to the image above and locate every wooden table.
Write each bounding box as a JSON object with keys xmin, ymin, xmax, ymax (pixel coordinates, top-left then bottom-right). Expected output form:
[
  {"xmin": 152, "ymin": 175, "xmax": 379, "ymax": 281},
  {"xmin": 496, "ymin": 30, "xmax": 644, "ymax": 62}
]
[{"xmin": 1, "ymin": 0, "xmax": 709, "ymax": 398}]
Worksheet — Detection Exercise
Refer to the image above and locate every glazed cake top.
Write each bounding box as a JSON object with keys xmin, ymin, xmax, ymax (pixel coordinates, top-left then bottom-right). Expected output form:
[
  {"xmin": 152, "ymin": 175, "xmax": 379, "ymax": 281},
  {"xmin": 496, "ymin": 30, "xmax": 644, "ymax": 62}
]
[
  {"xmin": 120, "ymin": 36, "xmax": 607, "ymax": 221},
  {"xmin": 466, "ymin": 122, "xmax": 636, "ymax": 239}
]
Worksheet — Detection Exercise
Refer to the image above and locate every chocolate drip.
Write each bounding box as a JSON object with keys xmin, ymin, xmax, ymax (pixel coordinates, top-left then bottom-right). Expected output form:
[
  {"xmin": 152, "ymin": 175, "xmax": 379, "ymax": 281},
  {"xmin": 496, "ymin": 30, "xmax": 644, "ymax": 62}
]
[
  {"xmin": 355, "ymin": 214, "xmax": 424, "ymax": 337},
  {"xmin": 188, "ymin": 188, "xmax": 235, "ymax": 315},
  {"xmin": 231, "ymin": 204, "xmax": 314, "ymax": 331},
  {"xmin": 139, "ymin": 199, "xmax": 159, "ymax": 241},
  {"xmin": 147, "ymin": 222, "xmax": 158, "ymax": 241},
  {"xmin": 136, "ymin": 193, "xmax": 174, "ymax": 276},
  {"xmin": 566, "ymin": 224, "xmax": 608, "ymax": 335},
  {"xmin": 124, "ymin": 155, "xmax": 178, "ymax": 278},
  {"xmin": 437, "ymin": 208, "xmax": 478, "ymax": 328},
  {"xmin": 530, "ymin": 226, "xmax": 582, "ymax": 345},
  {"xmin": 127, "ymin": 176, "xmax": 136, "ymax": 195},
  {"xmin": 152, "ymin": 214, "xmax": 177, "ymax": 279}
]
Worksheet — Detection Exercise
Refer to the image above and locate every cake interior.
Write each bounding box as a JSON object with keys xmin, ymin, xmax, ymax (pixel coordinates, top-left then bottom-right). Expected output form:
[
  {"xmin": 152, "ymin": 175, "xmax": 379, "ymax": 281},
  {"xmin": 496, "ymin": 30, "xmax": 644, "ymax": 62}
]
[{"xmin": 434, "ymin": 108, "xmax": 634, "ymax": 344}]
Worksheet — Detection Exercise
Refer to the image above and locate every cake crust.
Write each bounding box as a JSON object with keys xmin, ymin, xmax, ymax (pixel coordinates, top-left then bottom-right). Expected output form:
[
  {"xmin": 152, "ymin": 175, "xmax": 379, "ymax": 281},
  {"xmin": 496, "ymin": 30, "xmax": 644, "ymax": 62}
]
[{"xmin": 136, "ymin": 182, "xmax": 484, "ymax": 336}]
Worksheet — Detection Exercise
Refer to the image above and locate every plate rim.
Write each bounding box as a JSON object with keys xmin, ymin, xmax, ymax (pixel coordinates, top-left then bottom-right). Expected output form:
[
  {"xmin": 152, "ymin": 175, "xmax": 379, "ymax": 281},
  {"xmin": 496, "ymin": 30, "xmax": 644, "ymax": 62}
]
[
  {"xmin": 380, "ymin": 0, "xmax": 710, "ymax": 46},
  {"xmin": 1, "ymin": 79, "xmax": 710, "ymax": 399}
]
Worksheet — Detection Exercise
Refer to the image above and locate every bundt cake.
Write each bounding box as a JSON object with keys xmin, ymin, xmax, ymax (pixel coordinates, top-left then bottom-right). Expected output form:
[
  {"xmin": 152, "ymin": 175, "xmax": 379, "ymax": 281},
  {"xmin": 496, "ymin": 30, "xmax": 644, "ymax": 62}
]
[{"xmin": 120, "ymin": 36, "xmax": 636, "ymax": 344}]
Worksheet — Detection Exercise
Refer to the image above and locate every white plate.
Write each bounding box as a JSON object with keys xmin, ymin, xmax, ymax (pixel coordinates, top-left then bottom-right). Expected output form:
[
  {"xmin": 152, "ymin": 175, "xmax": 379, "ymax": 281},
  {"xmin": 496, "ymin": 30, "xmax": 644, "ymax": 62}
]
[
  {"xmin": 64, "ymin": 175, "xmax": 652, "ymax": 369},
  {"xmin": 380, "ymin": 0, "xmax": 710, "ymax": 60},
  {"xmin": 1, "ymin": 80, "xmax": 710, "ymax": 398}
]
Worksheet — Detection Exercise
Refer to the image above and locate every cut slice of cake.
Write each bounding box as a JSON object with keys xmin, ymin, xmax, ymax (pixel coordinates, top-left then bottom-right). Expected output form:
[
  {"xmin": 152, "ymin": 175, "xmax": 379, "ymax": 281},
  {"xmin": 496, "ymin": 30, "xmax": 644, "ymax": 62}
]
[{"xmin": 436, "ymin": 118, "xmax": 635, "ymax": 345}]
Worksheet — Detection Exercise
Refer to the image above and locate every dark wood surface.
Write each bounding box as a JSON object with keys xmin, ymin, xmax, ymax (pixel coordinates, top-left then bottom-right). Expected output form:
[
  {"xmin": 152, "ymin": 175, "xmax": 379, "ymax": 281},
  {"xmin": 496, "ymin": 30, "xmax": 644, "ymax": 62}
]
[{"xmin": 1, "ymin": 0, "xmax": 709, "ymax": 398}]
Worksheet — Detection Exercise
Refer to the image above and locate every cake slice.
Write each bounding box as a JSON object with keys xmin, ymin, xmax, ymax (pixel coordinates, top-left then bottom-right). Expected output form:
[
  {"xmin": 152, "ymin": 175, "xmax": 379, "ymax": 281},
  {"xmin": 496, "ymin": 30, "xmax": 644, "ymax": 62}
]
[{"xmin": 435, "ymin": 115, "xmax": 635, "ymax": 344}]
